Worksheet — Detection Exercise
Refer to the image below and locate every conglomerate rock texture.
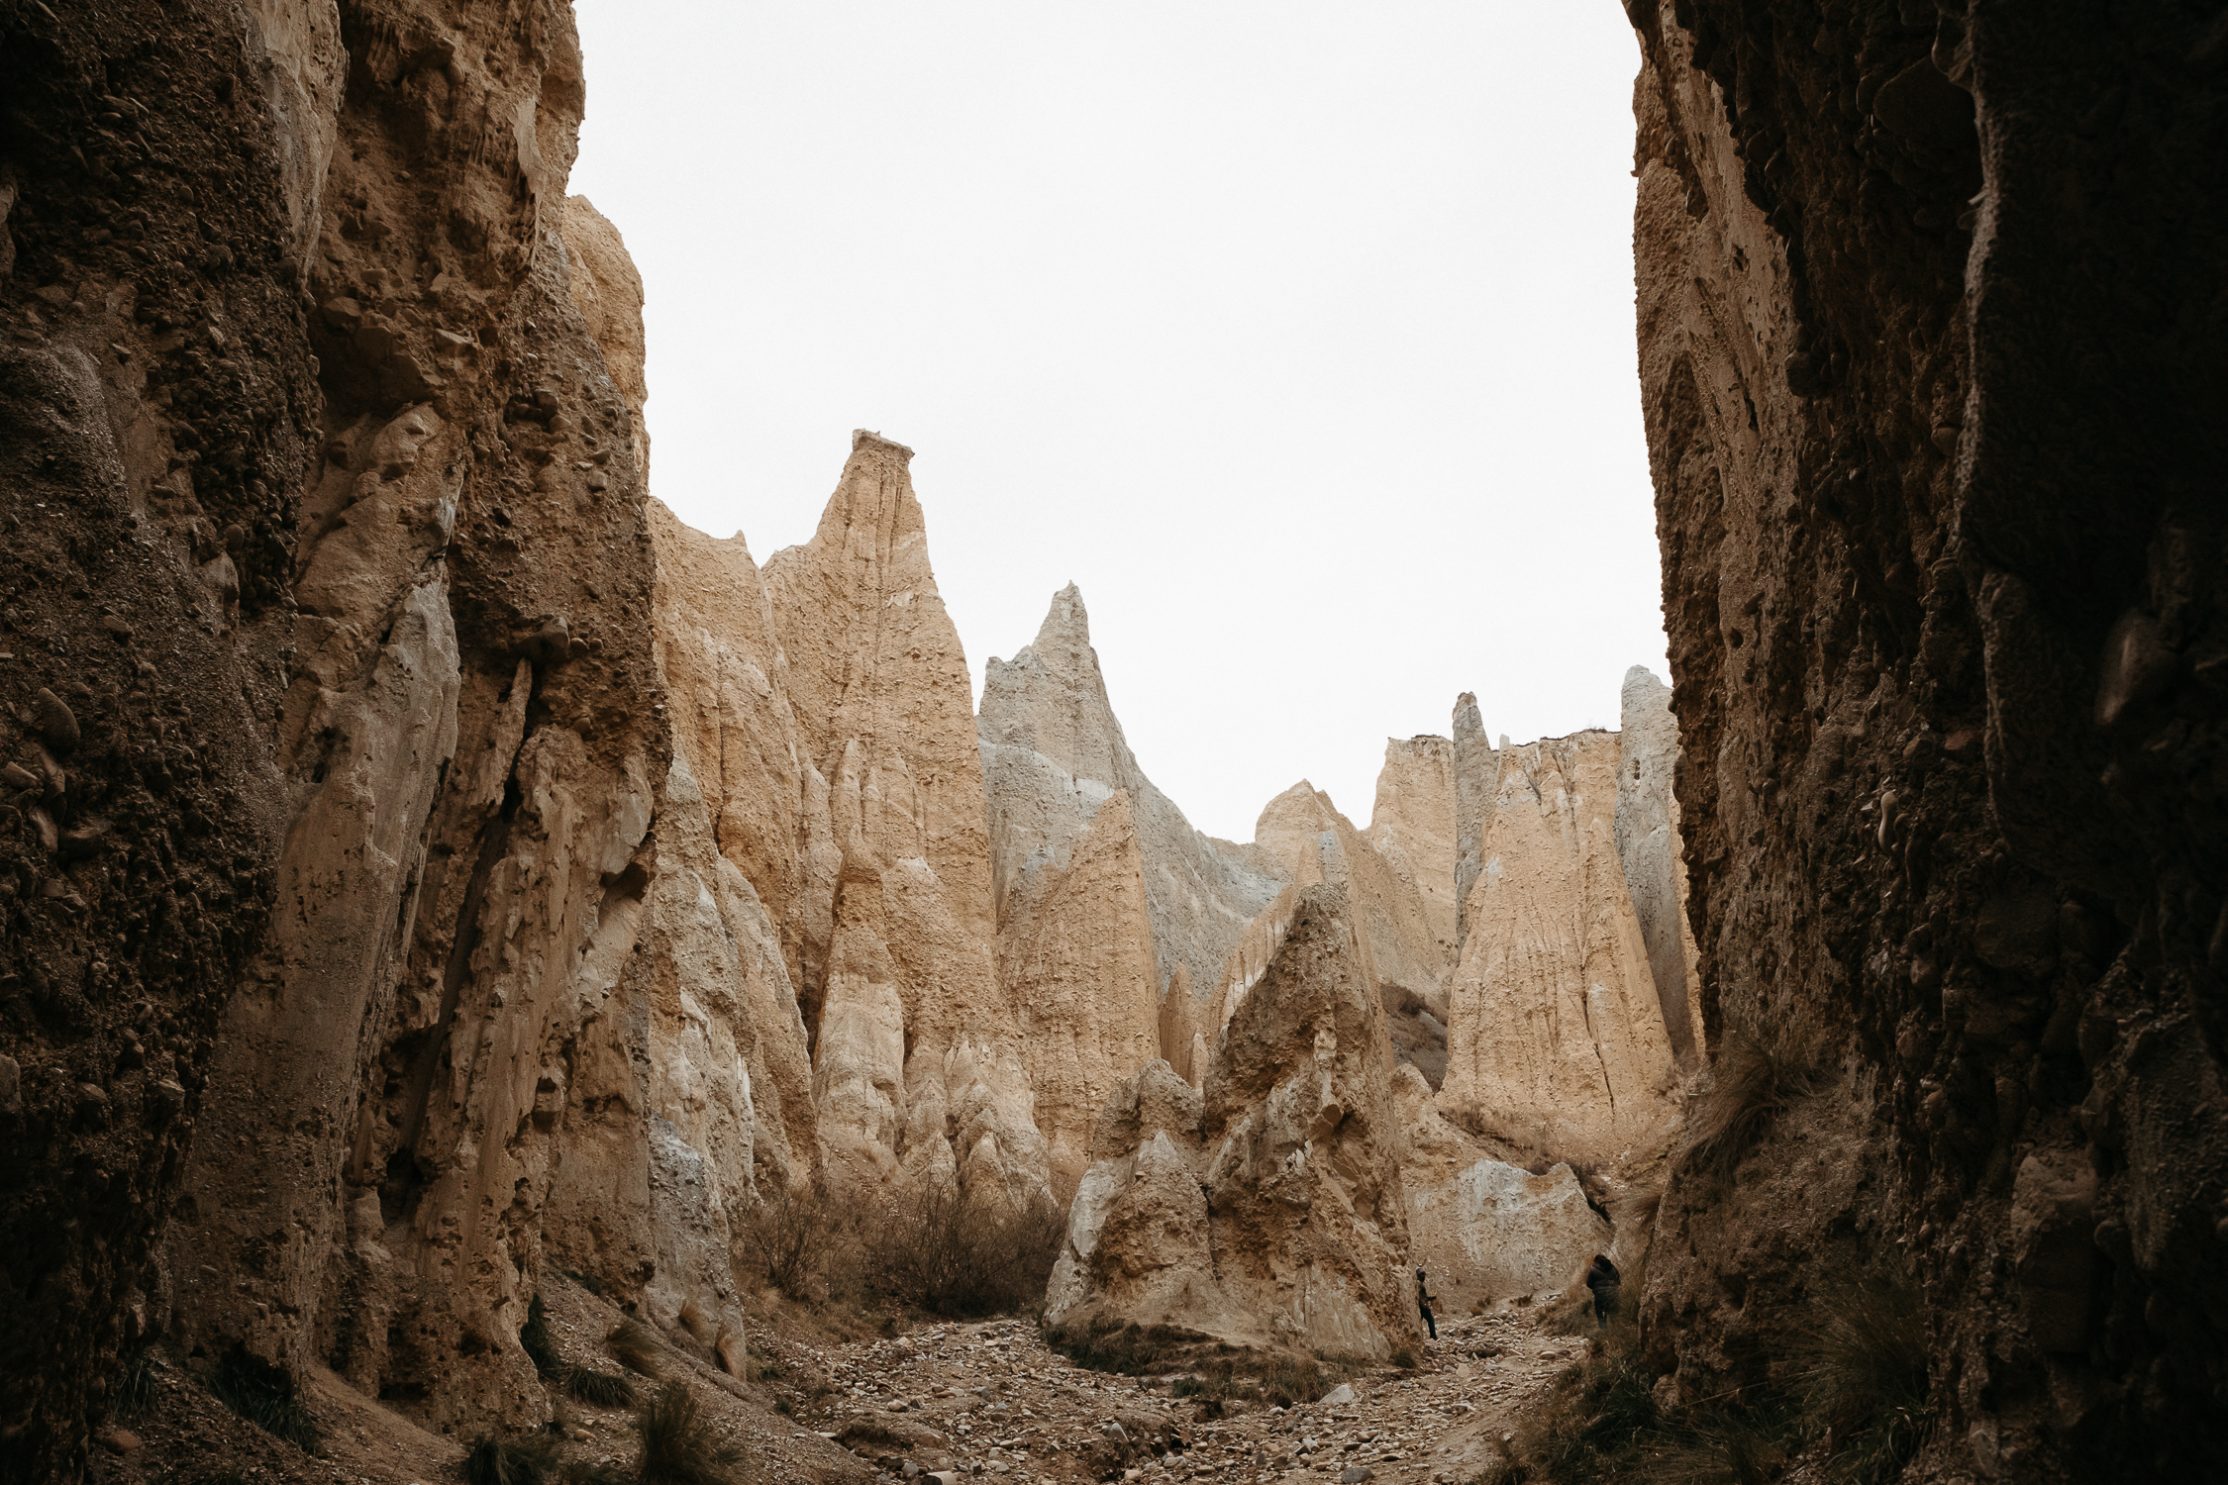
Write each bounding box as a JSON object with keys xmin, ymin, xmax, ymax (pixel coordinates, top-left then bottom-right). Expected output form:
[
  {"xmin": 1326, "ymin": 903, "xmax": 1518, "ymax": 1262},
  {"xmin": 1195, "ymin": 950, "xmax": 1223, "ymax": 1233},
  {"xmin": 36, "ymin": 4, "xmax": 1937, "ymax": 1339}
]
[{"xmin": 1628, "ymin": 1, "xmax": 2227, "ymax": 1475}]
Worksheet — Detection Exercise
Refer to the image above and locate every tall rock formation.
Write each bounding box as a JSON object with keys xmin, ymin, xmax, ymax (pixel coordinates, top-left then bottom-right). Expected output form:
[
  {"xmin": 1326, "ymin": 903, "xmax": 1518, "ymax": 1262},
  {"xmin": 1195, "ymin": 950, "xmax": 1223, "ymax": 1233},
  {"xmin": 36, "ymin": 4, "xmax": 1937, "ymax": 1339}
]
[
  {"xmin": 1364, "ymin": 735, "xmax": 1460, "ymax": 968},
  {"xmin": 762, "ymin": 433, "xmax": 1047, "ymax": 1203},
  {"xmin": 1439, "ymin": 732, "xmax": 1679, "ymax": 1163},
  {"xmin": 1450, "ymin": 693, "xmax": 1497, "ymax": 947},
  {"xmin": 1628, "ymin": 4, "xmax": 2226, "ymax": 1475},
  {"xmin": 1046, "ymin": 887, "xmax": 1421, "ymax": 1361},
  {"xmin": 978, "ymin": 584, "xmax": 1282, "ymax": 1092},
  {"xmin": 1613, "ymin": 666, "xmax": 1704, "ymax": 1065}
]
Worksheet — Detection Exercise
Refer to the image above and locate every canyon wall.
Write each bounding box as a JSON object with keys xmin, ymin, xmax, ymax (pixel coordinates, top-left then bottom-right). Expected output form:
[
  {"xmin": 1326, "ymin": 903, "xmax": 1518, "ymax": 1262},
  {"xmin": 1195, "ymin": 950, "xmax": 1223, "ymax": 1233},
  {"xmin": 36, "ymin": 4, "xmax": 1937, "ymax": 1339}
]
[
  {"xmin": 0, "ymin": 1, "xmax": 1724, "ymax": 1475},
  {"xmin": 1628, "ymin": 1, "xmax": 2227, "ymax": 1475}
]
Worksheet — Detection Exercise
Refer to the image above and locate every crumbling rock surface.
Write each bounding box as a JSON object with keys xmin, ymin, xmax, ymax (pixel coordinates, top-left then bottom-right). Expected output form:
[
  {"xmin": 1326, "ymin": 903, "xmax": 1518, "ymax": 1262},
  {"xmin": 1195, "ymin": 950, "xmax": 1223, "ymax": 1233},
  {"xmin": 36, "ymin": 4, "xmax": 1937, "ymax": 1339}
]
[
  {"xmin": 1047, "ymin": 887, "xmax": 1422, "ymax": 1362},
  {"xmin": 1364, "ymin": 735, "xmax": 1461, "ymax": 968},
  {"xmin": 1629, "ymin": 1, "xmax": 2228, "ymax": 1474}
]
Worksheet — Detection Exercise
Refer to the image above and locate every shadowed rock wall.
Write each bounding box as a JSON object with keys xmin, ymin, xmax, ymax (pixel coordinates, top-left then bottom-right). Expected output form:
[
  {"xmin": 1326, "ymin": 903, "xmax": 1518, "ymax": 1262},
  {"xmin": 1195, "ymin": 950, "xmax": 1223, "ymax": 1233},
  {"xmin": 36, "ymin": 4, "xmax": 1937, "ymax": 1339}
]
[{"xmin": 1629, "ymin": 1, "xmax": 2227, "ymax": 1473}]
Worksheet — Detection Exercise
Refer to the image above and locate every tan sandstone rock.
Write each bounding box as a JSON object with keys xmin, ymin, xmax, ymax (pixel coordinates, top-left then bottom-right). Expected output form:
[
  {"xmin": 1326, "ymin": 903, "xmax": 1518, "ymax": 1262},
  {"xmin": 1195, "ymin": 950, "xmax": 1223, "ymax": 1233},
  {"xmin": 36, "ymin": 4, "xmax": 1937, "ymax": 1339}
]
[
  {"xmin": 1613, "ymin": 667, "xmax": 1705, "ymax": 1065},
  {"xmin": 1439, "ymin": 732, "xmax": 1679, "ymax": 1165},
  {"xmin": 1048, "ymin": 886, "xmax": 1421, "ymax": 1361},
  {"xmin": 1364, "ymin": 736, "xmax": 1460, "ymax": 969},
  {"xmin": 979, "ymin": 584, "xmax": 1284, "ymax": 1084},
  {"xmin": 766, "ymin": 434, "xmax": 1048, "ymax": 1203},
  {"xmin": 1394, "ymin": 1067, "xmax": 1610, "ymax": 1315}
]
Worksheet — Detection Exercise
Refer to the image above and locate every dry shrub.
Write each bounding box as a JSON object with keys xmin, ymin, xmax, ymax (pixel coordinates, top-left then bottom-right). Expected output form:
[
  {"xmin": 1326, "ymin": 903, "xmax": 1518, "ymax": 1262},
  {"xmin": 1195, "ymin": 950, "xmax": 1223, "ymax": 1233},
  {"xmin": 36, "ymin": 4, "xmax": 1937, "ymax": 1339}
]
[
  {"xmin": 636, "ymin": 1381, "xmax": 742, "ymax": 1485},
  {"xmin": 606, "ymin": 1318, "xmax": 666, "ymax": 1379},
  {"xmin": 1678, "ymin": 1031, "xmax": 1817, "ymax": 1182},
  {"xmin": 859, "ymin": 1183, "xmax": 1065, "ymax": 1318},
  {"xmin": 1790, "ymin": 1271, "xmax": 1930, "ymax": 1484},
  {"xmin": 739, "ymin": 1180, "xmax": 837, "ymax": 1300},
  {"xmin": 461, "ymin": 1433, "xmax": 564, "ymax": 1485}
]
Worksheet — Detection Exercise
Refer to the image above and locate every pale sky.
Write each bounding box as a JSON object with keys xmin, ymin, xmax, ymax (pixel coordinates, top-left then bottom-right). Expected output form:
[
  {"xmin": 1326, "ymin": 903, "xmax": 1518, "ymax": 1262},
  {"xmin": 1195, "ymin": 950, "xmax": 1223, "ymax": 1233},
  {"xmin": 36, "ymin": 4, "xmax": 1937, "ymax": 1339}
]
[{"xmin": 571, "ymin": 2, "xmax": 1663, "ymax": 843}]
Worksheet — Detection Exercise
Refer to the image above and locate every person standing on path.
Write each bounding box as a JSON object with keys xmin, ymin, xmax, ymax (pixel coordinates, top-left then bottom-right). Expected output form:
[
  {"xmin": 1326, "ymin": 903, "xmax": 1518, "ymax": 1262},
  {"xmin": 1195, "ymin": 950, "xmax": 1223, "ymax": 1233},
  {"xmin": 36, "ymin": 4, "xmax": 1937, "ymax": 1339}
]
[
  {"xmin": 1585, "ymin": 1253, "xmax": 1622, "ymax": 1327},
  {"xmin": 1415, "ymin": 1268, "xmax": 1437, "ymax": 1340}
]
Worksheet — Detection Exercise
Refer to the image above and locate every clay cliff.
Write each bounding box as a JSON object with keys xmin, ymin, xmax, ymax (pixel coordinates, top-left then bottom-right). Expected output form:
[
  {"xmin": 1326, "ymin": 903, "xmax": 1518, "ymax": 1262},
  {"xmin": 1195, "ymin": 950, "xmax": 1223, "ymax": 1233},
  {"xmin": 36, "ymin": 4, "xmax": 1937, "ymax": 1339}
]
[
  {"xmin": 1438, "ymin": 731, "xmax": 1681, "ymax": 1164},
  {"xmin": 1627, "ymin": 2, "xmax": 2227, "ymax": 1476}
]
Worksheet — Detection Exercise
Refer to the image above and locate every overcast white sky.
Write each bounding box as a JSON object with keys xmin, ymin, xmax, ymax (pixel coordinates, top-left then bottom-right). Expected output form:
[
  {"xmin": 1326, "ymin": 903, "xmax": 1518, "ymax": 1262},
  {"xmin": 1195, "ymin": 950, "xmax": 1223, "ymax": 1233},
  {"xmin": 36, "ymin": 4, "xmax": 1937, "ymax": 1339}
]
[{"xmin": 571, "ymin": 2, "xmax": 1662, "ymax": 843}]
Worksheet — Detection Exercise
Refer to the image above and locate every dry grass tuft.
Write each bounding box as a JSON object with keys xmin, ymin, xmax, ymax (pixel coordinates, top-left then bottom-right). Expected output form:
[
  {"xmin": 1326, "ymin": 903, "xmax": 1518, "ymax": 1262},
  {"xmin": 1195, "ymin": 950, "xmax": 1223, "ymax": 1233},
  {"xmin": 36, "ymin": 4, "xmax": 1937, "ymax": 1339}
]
[
  {"xmin": 606, "ymin": 1318, "xmax": 666, "ymax": 1379},
  {"xmin": 560, "ymin": 1363, "xmax": 638, "ymax": 1409},
  {"xmin": 636, "ymin": 1381, "xmax": 743, "ymax": 1485},
  {"xmin": 1678, "ymin": 1031, "xmax": 1817, "ymax": 1182},
  {"xmin": 1790, "ymin": 1271, "xmax": 1931, "ymax": 1483},
  {"xmin": 461, "ymin": 1433, "xmax": 565, "ymax": 1485},
  {"xmin": 1047, "ymin": 1318, "xmax": 1351, "ymax": 1409}
]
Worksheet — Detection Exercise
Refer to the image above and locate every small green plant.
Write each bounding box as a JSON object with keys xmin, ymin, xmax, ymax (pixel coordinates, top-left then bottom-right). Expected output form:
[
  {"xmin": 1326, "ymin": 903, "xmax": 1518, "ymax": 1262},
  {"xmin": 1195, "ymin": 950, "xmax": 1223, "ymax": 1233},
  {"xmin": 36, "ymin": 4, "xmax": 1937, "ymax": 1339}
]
[
  {"xmin": 462, "ymin": 1432, "xmax": 565, "ymax": 1485},
  {"xmin": 521, "ymin": 1294, "xmax": 561, "ymax": 1378},
  {"xmin": 1679, "ymin": 1031, "xmax": 1816, "ymax": 1182},
  {"xmin": 560, "ymin": 1363, "xmax": 637, "ymax": 1409},
  {"xmin": 606, "ymin": 1318, "xmax": 665, "ymax": 1378},
  {"xmin": 209, "ymin": 1348, "xmax": 320, "ymax": 1452},
  {"xmin": 636, "ymin": 1382, "xmax": 742, "ymax": 1485}
]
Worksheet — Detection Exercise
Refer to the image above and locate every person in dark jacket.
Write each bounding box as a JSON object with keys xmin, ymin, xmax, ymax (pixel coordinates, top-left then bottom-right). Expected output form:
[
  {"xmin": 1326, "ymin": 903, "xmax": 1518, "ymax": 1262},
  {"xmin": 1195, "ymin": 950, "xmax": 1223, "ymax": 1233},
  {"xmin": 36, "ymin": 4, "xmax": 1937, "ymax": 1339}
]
[
  {"xmin": 1415, "ymin": 1268, "xmax": 1437, "ymax": 1340},
  {"xmin": 1584, "ymin": 1253, "xmax": 1622, "ymax": 1327}
]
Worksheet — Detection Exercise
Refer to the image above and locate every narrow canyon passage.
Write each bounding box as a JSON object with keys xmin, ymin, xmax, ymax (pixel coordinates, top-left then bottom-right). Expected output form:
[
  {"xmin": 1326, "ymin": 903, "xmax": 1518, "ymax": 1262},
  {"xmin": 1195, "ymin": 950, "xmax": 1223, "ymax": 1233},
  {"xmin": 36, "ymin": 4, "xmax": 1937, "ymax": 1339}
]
[{"xmin": 1, "ymin": 3, "xmax": 2222, "ymax": 1484}]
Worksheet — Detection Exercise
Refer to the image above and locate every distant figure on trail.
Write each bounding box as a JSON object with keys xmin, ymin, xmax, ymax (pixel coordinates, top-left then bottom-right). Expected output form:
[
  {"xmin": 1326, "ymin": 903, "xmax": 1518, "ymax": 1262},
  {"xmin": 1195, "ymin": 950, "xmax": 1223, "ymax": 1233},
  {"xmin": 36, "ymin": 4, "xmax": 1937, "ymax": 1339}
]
[
  {"xmin": 1585, "ymin": 1253, "xmax": 1622, "ymax": 1327},
  {"xmin": 1415, "ymin": 1267, "xmax": 1437, "ymax": 1340}
]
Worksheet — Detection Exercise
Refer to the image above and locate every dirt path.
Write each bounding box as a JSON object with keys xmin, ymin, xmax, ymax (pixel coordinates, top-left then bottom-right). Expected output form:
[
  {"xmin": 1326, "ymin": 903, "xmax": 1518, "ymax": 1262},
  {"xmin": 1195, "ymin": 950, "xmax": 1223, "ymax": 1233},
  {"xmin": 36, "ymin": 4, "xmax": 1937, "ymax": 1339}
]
[{"xmin": 766, "ymin": 1308, "xmax": 1585, "ymax": 1484}]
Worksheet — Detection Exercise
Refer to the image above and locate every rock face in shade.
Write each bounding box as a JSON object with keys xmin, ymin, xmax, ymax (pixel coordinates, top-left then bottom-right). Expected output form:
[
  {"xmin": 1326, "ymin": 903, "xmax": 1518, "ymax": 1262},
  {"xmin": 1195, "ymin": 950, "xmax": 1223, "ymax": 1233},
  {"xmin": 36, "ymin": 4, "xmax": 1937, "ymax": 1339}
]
[
  {"xmin": 978, "ymin": 583, "xmax": 1283, "ymax": 1082},
  {"xmin": 1627, "ymin": 6, "xmax": 2228, "ymax": 1472},
  {"xmin": 1450, "ymin": 693, "xmax": 1498, "ymax": 948},
  {"xmin": 1613, "ymin": 667, "xmax": 1704, "ymax": 1065},
  {"xmin": 1438, "ymin": 732, "xmax": 1679, "ymax": 1163},
  {"xmin": 764, "ymin": 434, "xmax": 1048, "ymax": 1203},
  {"xmin": 1046, "ymin": 887, "xmax": 1422, "ymax": 1361},
  {"xmin": 1365, "ymin": 735, "xmax": 1461, "ymax": 969},
  {"xmin": 1394, "ymin": 1067, "xmax": 1610, "ymax": 1314}
]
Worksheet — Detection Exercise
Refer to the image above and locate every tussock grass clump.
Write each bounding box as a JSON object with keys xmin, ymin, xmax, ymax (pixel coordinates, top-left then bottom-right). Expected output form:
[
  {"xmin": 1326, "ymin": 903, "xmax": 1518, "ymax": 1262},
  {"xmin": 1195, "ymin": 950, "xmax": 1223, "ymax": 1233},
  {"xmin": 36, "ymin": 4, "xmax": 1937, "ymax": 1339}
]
[
  {"xmin": 606, "ymin": 1318, "xmax": 666, "ymax": 1379},
  {"xmin": 636, "ymin": 1381, "xmax": 743, "ymax": 1485},
  {"xmin": 521, "ymin": 1294, "xmax": 561, "ymax": 1378},
  {"xmin": 1790, "ymin": 1272, "xmax": 1931, "ymax": 1483},
  {"xmin": 1485, "ymin": 1335, "xmax": 1661, "ymax": 1484},
  {"xmin": 861, "ymin": 1185, "xmax": 1065, "ymax": 1318},
  {"xmin": 209, "ymin": 1348, "xmax": 320, "ymax": 1452},
  {"xmin": 116, "ymin": 1347, "xmax": 157, "ymax": 1419},
  {"xmin": 1679, "ymin": 1031, "xmax": 1818, "ymax": 1182},
  {"xmin": 461, "ymin": 1432, "xmax": 565, "ymax": 1485},
  {"xmin": 560, "ymin": 1363, "xmax": 638, "ymax": 1409}
]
